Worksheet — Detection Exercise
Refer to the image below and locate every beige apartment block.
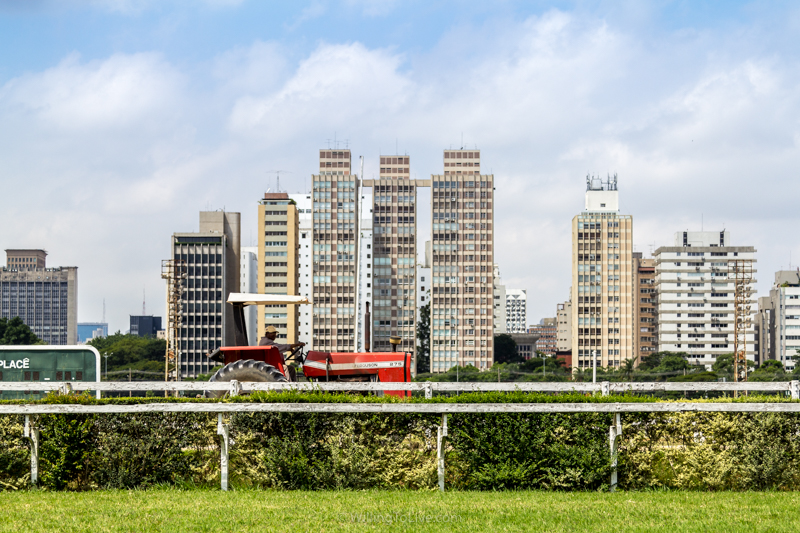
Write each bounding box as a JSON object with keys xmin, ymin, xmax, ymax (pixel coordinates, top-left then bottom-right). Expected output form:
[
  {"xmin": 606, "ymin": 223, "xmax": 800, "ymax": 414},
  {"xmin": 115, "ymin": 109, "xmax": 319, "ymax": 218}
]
[
  {"xmin": 311, "ymin": 149, "xmax": 358, "ymax": 352},
  {"xmin": 633, "ymin": 253, "xmax": 657, "ymax": 363},
  {"xmin": 570, "ymin": 176, "xmax": 634, "ymax": 371},
  {"xmin": 5, "ymin": 249, "xmax": 47, "ymax": 270},
  {"xmin": 556, "ymin": 300, "xmax": 572, "ymax": 351},
  {"xmin": 430, "ymin": 149, "xmax": 494, "ymax": 372},
  {"xmin": 257, "ymin": 193, "xmax": 299, "ymax": 344}
]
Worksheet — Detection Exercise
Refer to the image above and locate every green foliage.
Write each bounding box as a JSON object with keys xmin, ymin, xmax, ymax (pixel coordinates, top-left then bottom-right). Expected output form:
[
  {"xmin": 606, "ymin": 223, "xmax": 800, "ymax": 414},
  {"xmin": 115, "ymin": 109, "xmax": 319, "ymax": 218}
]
[
  {"xmin": 0, "ymin": 415, "xmax": 29, "ymax": 490},
  {"xmin": 87, "ymin": 333, "xmax": 167, "ymax": 377},
  {"xmin": 416, "ymin": 300, "xmax": 430, "ymax": 374},
  {"xmin": 620, "ymin": 412, "xmax": 800, "ymax": 490},
  {"xmin": 494, "ymin": 334, "xmax": 523, "ymax": 364},
  {"xmin": 0, "ymin": 316, "xmax": 42, "ymax": 345}
]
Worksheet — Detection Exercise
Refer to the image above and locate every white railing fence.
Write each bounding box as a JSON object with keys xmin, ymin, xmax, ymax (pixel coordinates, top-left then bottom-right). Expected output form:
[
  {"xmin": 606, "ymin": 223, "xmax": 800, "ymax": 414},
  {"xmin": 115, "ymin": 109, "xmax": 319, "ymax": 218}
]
[{"xmin": 1, "ymin": 380, "xmax": 799, "ymax": 492}]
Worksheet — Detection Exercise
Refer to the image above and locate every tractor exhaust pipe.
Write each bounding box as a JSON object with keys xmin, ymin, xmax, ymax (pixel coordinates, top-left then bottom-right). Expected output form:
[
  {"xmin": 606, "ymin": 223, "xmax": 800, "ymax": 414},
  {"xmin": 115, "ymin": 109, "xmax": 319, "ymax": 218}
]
[{"xmin": 389, "ymin": 336, "xmax": 402, "ymax": 353}]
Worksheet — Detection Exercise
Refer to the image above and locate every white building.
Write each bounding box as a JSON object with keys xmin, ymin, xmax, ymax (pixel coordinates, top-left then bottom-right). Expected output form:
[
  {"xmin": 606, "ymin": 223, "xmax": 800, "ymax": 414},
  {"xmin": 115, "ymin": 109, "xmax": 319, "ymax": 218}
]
[
  {"xmin": 761, "ymin": 271, "xmax": 800, "ymax": 371},
  {"xmin": 291, "ymin": 193, "xmax": 314, "ymax": 349},
  {"xmin": 357, "ymin": 190, "xmax": 373, "ymax": 351},
  {"xmin": 506, "ymin": 289, "xmax": 527, "ymax": 333},
  {"xmin": 655, "ymin": 231, "xmax": 757, "ymax": 369},
  {"xmin": 493, "ymin": 264, "xmax": 507, "ymax": 334},
  {"xmin": 417, "ymin": 241, "xmax": 432, "ymax": 311},
  {"xmin": 240, "ymin": 246, "xmax": 258, "ymax": 346}
]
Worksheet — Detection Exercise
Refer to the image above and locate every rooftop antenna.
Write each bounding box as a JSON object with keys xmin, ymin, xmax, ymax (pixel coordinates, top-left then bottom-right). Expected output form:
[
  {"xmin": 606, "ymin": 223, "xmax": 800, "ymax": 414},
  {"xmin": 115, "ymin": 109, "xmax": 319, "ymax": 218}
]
[
  {"xmin": 102, "ymin": 299, "xmax": 106, "ymax": 323},
  {"xmin": 143, "ymin": 287, "xmax": 146, "ymax": 315},
  {"xmin": 266, "ymin": 171, "xmax": 292, "ymax": 193},
  {"xmin": 461, "ymin": 133, "xmax": 464, "ymax": 149}
]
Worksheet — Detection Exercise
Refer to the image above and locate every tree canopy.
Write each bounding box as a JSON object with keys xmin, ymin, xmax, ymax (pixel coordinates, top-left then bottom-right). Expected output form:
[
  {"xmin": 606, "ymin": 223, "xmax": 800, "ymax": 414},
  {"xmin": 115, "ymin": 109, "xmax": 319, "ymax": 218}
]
[
  {"xmin": 87, "ymin": 333, "xmax": 167, "ymax": 378},
  {"xmin": 415, "ymin": 301, "xmax": 430, "ymax": 374},
  {"xmin": 494, "ymin": 334, "xmax": 524, "ymax": 365},
  {"xmin": 0, "ymin": 317, "xmax": 42, "ymax": 345}
]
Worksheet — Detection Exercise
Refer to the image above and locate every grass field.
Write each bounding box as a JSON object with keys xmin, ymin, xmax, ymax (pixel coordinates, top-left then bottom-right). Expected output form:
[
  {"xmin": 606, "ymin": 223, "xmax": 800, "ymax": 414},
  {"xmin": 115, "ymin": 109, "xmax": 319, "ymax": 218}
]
[{"xmin": 1, "ymin": 490, "xmax": 799, "ymax": 532}]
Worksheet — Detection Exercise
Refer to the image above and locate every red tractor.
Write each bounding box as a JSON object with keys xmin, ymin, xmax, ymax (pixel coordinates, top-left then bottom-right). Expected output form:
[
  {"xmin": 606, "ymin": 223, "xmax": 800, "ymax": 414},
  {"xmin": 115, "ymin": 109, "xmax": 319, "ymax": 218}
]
[{"xmin": 205, "ymin": 294, "xmax": 413, "ymax": 397}]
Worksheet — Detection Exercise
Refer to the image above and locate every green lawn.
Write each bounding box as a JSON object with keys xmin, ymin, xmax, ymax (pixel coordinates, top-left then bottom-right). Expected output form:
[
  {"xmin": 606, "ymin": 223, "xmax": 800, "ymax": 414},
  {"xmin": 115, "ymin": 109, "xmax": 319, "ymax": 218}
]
[{"xmin": 0, "ymin": 489, "xmax": 797, "ymax": 532}]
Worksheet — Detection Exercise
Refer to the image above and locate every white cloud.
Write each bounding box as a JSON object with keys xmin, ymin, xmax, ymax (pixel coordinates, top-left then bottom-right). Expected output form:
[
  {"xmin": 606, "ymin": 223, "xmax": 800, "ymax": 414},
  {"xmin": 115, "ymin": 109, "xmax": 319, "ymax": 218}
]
[
  {"xmin": 3, "ymin": 7, "xmax": 800, "ymax": 332},
  {"xmin": 0, "ymin": 52, "xmax": 184, "ymax": 131}
]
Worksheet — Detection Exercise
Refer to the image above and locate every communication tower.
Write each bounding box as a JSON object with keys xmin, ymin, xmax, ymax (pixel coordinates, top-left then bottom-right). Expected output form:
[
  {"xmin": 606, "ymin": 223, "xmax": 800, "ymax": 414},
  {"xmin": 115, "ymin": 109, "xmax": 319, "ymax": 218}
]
[
  {"xmin": 729, "ymin": 259, "xmax": 754, "ymax": 384},
  {"xmin": 161, "ymin": 259, "xmax": 187, "ymax": 385}
]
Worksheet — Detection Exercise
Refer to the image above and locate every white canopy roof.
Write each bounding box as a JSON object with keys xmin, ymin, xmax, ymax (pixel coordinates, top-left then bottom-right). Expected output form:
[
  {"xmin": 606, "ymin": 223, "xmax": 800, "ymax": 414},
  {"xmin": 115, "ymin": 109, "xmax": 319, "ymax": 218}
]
[{"xmin": 226, "ymin": 293, "xmax": 312, "ymax": 306}]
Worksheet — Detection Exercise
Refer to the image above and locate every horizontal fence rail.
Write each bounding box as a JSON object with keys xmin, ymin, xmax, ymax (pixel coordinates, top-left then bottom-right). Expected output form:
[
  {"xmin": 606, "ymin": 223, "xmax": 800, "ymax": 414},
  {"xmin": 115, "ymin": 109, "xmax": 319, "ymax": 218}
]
[
  {"xmin": 1, "ymin": 380, "xmax": 798, "ymax": 394},
  {"xmin": 3, "ymin": 402, "xmax": 800, "ymax": 415}
]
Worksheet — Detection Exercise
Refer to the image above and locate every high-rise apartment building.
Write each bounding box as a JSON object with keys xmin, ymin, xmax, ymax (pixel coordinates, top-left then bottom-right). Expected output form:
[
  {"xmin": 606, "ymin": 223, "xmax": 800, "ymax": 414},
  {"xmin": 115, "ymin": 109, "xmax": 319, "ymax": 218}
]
[
  {"xmin": 257, "ymin": 193, "xmax": 299, "ymax": 345},
  {"xmin": 430, "ymin": 149, "xmax": 494, "ymax": 372},
  {"xmin": 493, "ymin": 264, "xmax": 506, "ymax": 334},
  {"xmin": 633, "ymin": 253, "xmax": 657, "ymax": 363},
  {"xmin": 571, "ymin": 175, "xmax": 634, "ymax": 370},
  {"xmin": 291, "ymin": 193, "xmax": 313, "ymax": 349},
  {"xmin": 506, "ymin": 289, "xmax": 527, "ymax": 333},
  {"xmin": 1, "ymin": 250, "xmax": 77, "ymax": 345},
  {"xmin": 757, "ymin": 270, "xmax": 800, "ymax": 371},
  {"xmin": 366, "ymin": 155, "xmax": 417, "ymax": 353},
  {"xmin": 654, "ymin": 231, "xmax": 756, "ymax": 369},
  {"xmin": 240, "ymin": 246, "xmax": 258, "ymax": 346},
  {"xmin": 311, "ymin": 149, "xmax": 358, "ymax": 352},
  {"xmin": 171, "ymin": 210, "xmax": 240, "ymax": 377}
]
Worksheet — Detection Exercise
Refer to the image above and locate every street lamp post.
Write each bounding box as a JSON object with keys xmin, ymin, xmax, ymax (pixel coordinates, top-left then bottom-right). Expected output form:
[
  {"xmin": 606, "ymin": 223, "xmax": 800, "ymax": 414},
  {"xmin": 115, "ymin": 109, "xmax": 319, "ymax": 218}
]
[
  {"xmin": 592, "ymin": 350, "xmax": 597, "ymax": 384},
  {"xmin": 103, "ymin": 352, "xmax": 112, "ymax": 380}
]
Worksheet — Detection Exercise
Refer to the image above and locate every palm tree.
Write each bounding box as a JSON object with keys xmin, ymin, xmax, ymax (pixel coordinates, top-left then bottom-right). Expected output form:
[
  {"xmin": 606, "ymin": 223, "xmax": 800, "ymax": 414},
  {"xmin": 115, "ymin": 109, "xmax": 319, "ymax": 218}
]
[{"xmin": 620, "ymin": 358, "xmax": 636, "ymax": 382}]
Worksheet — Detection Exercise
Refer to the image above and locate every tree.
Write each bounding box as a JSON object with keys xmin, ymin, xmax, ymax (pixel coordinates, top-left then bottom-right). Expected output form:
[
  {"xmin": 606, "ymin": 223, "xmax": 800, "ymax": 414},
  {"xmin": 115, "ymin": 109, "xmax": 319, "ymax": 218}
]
[
  {"xmin": 87, "ymin": 333, "xmax": 167, "ymax": 378},
  {"xmin": 415, "ymin": 301, "xmax": 430, "ymax": 373},
  {"xmin": 494, "ymin": 334, "xmax": 523, "ymax": 365},
  {"xmin": 0, "ymin": 316, "xmax": 42, "ymax": 345},
  {"xmin": 620, "ymin": 358, "xmax": 636, "ymax": 382},
  {"xmin": 750, "ymin": 359, "xmax": 786, "ymax": 382}
]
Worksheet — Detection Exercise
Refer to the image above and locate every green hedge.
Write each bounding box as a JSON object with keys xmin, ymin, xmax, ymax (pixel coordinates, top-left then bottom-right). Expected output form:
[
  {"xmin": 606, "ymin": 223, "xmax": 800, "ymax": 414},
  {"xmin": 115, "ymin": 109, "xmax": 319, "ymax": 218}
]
[{"xmin": 2, "ymin": 393, "xmax": 800, "ymax": 491}]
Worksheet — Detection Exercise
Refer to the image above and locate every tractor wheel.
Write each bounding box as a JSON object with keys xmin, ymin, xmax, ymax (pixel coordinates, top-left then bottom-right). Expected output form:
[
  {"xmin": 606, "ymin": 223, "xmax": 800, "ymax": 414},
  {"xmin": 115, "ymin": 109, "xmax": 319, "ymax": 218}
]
[{"xmin": 204, "ymin": 359, "xmax": 287, "ymax": 398}]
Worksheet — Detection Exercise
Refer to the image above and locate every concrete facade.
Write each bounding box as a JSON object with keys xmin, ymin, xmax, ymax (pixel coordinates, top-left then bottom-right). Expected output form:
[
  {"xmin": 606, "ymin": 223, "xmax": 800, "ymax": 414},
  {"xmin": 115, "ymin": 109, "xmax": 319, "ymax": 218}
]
[
  {"xmin": 654, "ymin": 231, "xmax": 757, "ymax": 369},
  {"xmin": 311, "ymin": 149, "xmax": 358, "ymax": 352},
  {"xmin": 571, "ymin": 176, "xmax": 634, "ymax": 370},
  {"xmin": 257, "ymin": 193, "xmax": 299, "ymax": 344},
  {"xmin": 171, "ymin": 210, "xmax": 240, "ymax": 377},
  {"xmin": 291, "ymin": 193, "xmax": 314, "ymax": 349},
  {"xmin": 493, "ymin": 264, "xmax": 506, "ymax": 334},
  {"xmin": 757, "ymin": 270, "xmax": 800, "ymax": 371},
  {"xmin": 430, "ymin": 149, "xmax": 495, "ymax": 372},
  {"xmin": 633, "ymin": 253, "xmax": 657, "ymax": 363},
  {"xmin": 506, "ymin": 289, "xmax": 527, "ymax": 333},
  {"xmin": 556, "ymin": 300, "xmax": 572, "ymax": 352},
  {"xmin": 240, "ymin": 246, "xmax": 258, "ymax": 346},
  {"xmin": 1, "ymin": 262, "xmax": 77, "ymax": 345}
]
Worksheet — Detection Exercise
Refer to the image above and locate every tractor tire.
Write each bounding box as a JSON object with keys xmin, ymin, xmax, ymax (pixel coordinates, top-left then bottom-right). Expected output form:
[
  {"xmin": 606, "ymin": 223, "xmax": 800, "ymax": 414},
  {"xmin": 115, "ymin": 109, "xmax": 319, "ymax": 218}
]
[{"xmin": 204, "ymin": 359, "xmax": 287, "ymax": 399}]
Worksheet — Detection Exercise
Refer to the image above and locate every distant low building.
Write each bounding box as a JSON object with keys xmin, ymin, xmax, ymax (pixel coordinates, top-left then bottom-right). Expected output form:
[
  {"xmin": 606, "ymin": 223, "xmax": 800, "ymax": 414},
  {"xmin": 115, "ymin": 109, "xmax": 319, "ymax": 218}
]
[
  {"xmin": 510, "ymin": 333, "xmax": 540, "ymax": 361},
  {"xmin": 78, "ymin": 322, "xmax": 108, "ymax": 343},
  {"xmin": 529, "ymin": 318, "xmax": 557, "ymax": 355},
  {"xmin": 130, "ymin": 315, "xmax": 162, "ymax": 338}
]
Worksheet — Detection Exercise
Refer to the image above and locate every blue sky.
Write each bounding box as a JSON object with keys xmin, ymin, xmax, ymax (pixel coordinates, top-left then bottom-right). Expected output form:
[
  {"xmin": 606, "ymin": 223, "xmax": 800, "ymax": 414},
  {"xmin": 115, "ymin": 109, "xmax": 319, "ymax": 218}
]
[{"xmin": 1, "ymin": 0, "xmax": 799, "ymax": 333}]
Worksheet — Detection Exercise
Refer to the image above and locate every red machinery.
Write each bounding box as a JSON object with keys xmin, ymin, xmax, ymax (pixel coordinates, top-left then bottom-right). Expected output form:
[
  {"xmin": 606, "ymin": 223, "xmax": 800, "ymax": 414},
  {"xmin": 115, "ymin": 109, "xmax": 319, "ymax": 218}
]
[{"xmin": 205, "ymin": 293, "xmax": 412, "ymax": 397}]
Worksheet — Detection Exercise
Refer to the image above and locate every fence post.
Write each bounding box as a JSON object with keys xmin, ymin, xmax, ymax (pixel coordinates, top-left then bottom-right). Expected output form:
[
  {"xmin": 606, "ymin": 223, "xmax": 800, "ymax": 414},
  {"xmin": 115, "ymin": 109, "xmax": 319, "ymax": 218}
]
[
  {"xmin": 601, "ymin": 381, "xmax": 610, "ymax": 397},
  {"xmin": 609, "ymin": 412, "xmax": 621, "ymax": 491},
  {"xmin": 424, "ymin": 382, "xmax": 432, "ymax": 400},
  {"xmin": 229, "ymin": 380, "xmax": 241, "ymax": 398},
  {"xmin": 791, "ymin": 380, "xmax": 799, "ymax": 400},
  {"xmin": 58, "ymin": 382, "xmax": 72, "ymax": 396},
  {"xmin": 217, "ymin": 414, "xmax": 230, "ymax": 491},
  {"xmin": 23, "ymin": 415, "xmax": 39, "ymax": 486},
  {"xmin": 437, "ymin": 413, "xmax": 448, "ymax": 492}
]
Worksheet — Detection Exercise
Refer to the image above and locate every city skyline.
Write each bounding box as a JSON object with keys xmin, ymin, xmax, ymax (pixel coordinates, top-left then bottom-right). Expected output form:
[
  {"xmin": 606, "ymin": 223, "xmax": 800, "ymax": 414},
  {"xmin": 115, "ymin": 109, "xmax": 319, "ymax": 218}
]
[{"xmin": 2, "ymin": 2, "xmax": 800, "ymax": 333}]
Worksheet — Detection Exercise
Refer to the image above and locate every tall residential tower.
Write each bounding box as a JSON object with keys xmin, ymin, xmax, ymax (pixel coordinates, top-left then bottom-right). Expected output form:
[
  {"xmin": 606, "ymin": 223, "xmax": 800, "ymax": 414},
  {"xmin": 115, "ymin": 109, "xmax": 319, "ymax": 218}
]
[
  {"xmin": 570, "ymin": 175, "xmax": 634, "ymax": 370},
  {"xmin": 430, "ymin": 149, "xmax": 494, "ymax": 372}
]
